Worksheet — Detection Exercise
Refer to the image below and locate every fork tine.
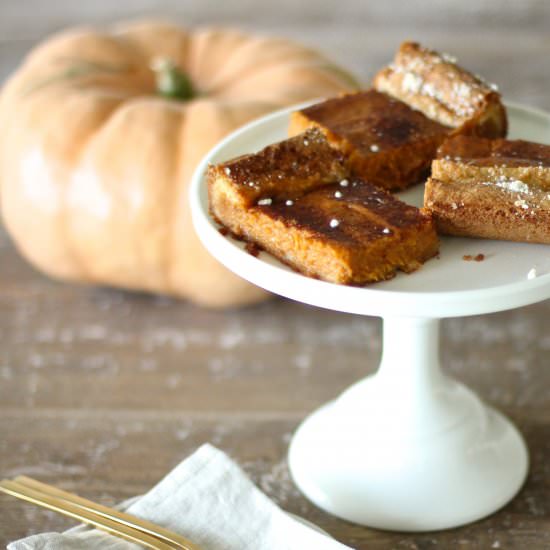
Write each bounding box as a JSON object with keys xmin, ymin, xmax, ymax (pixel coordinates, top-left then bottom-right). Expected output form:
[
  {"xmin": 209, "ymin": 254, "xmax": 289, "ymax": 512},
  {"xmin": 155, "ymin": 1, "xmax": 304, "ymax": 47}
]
[
  {"xmin": 0, "ymin": 480, "xmax": 178, "ymax": 550},
  {"xmin": 14, "ymin": 476, "xmax": 199, "ymax": 550}
]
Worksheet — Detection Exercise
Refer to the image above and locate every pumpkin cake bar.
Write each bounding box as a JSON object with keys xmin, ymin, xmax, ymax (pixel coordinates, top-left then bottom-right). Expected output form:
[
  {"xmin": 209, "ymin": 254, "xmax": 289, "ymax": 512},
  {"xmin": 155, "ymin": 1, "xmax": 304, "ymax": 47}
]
[
  {"xmin": 289, "ymin": 42, "xmax": 507, "ymax": 191},
  {"xmin": 290, "ymin": 89, "xmax": 448, "ymax": 191},
  {"xmin": 424, "ymin": 135, "xmax": 550, "ymax": 244},
  {"xmin": 208, "ymin": 131, "xmax": 439, "ymax": 285},
  {"xmin": 373, "ymin": 42, "xmax": 508, "ymax": 137}
]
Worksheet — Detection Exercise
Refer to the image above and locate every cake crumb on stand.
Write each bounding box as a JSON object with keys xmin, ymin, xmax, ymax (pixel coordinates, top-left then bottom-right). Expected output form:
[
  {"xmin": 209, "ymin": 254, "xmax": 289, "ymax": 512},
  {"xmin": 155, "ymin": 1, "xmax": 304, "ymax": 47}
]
[{"xmin": 463, "ymin": 253, "xmax": 485, "ymax": 262}]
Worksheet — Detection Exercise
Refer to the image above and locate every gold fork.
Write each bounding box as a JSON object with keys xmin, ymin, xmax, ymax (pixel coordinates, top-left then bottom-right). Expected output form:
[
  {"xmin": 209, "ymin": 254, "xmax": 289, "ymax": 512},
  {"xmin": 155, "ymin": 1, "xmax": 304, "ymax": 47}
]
[{"xmin": 0, "ymin": 476, "xmax": 201, "ymax": 550}]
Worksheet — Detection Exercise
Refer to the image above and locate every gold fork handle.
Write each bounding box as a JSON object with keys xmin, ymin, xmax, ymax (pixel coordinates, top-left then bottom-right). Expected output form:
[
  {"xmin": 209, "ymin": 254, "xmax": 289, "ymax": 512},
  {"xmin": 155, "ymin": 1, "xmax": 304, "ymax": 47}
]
[
  {"xmin": 15, "ymin": 476, "xmax": 200, "ymax": 550},
  {"xmin": 0, "ymin": 481, "xmax": 176, "ymax": 549}
]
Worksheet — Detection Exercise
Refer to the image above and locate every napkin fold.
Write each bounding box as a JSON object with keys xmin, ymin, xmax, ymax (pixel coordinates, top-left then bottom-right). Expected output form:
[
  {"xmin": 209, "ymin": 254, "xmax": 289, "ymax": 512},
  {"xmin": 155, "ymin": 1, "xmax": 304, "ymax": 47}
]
[{"xmin": 9, "ymin": 444, "xmax": 352, "ymax": 550}]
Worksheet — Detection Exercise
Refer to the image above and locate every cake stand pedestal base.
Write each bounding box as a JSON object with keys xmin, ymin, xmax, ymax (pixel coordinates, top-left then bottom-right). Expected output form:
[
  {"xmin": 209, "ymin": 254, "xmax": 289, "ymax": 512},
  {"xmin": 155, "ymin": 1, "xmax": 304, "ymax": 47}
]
[{"xmin": 288, "ymin": 317, "xmax": 528, "ymax": 531}]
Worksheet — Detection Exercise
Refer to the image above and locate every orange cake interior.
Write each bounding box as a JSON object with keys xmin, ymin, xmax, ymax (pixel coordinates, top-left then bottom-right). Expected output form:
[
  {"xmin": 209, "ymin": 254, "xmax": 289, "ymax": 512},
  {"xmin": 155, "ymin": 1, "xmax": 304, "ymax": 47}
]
[{"xmin": 208, "ymin": 131, "xmax": 439, "ymax": 285}]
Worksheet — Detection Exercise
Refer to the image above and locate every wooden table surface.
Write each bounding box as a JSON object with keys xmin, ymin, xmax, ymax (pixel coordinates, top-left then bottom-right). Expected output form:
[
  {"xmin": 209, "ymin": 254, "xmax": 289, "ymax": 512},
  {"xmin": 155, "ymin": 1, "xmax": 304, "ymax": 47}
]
[{"xmin": 1, "ymin": 1, "xmax": 550, "ymax": 548}]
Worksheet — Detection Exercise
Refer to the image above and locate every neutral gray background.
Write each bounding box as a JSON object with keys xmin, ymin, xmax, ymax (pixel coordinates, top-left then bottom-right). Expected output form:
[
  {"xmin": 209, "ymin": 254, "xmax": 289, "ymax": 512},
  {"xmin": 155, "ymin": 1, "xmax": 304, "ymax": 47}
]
[{"xmin": 1, "ymin": 1, "xmax": 550, "ymax": 548}]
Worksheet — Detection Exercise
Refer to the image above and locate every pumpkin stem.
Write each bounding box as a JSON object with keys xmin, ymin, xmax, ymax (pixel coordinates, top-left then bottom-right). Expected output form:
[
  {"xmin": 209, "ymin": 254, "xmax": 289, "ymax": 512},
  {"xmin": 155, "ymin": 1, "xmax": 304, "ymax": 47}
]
[{"xmin": 151, "ymin": 58, "xmax": 194, "ymax": 101}]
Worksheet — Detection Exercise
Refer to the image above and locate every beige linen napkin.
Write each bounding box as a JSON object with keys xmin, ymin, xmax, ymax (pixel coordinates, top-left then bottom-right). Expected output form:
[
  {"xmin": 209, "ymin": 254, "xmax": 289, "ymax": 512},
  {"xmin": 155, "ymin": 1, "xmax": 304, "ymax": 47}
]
[{"xmin": 8, "ymin": 444, "xmax": 353, "ymax": 550}]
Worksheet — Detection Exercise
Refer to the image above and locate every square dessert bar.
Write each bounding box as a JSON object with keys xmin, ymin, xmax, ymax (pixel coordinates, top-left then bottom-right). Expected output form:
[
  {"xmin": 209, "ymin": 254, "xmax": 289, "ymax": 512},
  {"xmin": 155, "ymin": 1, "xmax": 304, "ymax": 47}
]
[
  {"xmin": 208, "ymin": 129, "xmax": 348, "ymax": 209},
  {"xmin": 289, "ymin": 90, "xmax": 448, "ymax": 191},
  {"xmin": 373, "ymin": 41, "xmax": 508, "ymax": 137},
  {"xmin": 208, "ymin": 132, "xmax": 439, "ymax": 285},
  {"xmin": 290, "ymin": 42, "xmax": 507, "ymax": 191},
  {"xmin": 424, "ymin": 135, "xmax": 550, "ymax": 244}
]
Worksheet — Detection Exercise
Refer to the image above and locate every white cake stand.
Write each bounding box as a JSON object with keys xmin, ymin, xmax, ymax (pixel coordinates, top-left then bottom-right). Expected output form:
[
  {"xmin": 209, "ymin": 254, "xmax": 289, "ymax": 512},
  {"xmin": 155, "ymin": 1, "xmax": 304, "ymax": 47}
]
[{"xmin": 189, "ymin": 101, "xmax": 550, "ymax": 531}]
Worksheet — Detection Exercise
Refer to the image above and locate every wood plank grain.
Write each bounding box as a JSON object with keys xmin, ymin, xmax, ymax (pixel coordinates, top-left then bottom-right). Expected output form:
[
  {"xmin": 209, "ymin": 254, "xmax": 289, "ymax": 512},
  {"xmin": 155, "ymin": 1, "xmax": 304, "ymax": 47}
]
[{"xmin": 1, "ymin": 245, "xmax": 549, "ymax": 414}]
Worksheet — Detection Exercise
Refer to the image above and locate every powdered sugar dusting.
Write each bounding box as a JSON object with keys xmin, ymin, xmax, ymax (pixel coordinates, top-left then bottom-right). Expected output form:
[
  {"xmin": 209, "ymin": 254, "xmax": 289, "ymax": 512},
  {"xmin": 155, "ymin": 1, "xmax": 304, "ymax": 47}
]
[
  {"xmin": 514, "ymin": 198, "xmax": 529, "ymax": 209},
  {"xmin": 402, "ymin": 72, "xmax": 423, "ymax": 94},
  {"xmin": 491, "ymin": 177, "xmax": 532, "ymax": 195}
]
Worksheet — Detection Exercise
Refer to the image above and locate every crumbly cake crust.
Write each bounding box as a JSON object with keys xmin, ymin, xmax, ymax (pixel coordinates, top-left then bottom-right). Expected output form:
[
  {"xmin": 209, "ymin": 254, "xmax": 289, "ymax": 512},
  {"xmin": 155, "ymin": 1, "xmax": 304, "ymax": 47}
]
[
  {"xmin": 434, "ymin": 135, "xmax": 550, "ymax": 188},
  {"xmin": 425, "ymin": 136, "xmax": 550, "ymax": 244},
  {"xmin": 207, "ymin": 128, "xmax": 349, "ymax": 209},
  {"xmin": 373, "ymin": 41, "xmax": 507, "ymax": 137}
]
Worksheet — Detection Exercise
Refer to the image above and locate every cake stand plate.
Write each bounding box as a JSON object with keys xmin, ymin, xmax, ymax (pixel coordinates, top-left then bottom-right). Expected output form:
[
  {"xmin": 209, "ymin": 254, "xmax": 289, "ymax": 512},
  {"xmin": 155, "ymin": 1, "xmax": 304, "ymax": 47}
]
[{"xmin": 189, "ymin": 101, "xmax": 550, "ymax": 531}]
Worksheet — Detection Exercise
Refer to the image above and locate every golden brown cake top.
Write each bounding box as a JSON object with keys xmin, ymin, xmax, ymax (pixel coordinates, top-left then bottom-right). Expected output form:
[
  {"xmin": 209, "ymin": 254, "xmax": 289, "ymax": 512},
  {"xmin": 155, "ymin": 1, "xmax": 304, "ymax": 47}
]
[
  {"xmin": 437, "ymin": 135, "xmax": 550, "ymax": 168},
  {"xmin": 373, "ymin": 41, "xmax": 504, "ymax": 129},
  {"xmin": 432, "ymin": 136, "xmax": 550, "ymax": 191},
  {"xmin": 256, "ymin": 179, "xmax": 433, "ymax": 246},
  {"xmin": 296, "ymin": 89, "xmax": 448, "ymax": 153},
  {"xmin": 207, "ymin": 129, "xmax": 348, "ymax": 207}
]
